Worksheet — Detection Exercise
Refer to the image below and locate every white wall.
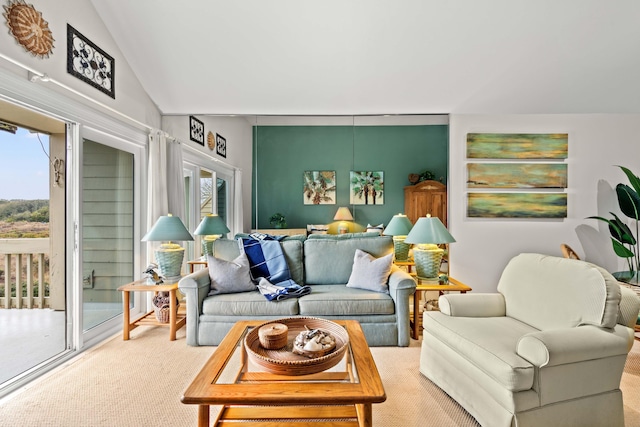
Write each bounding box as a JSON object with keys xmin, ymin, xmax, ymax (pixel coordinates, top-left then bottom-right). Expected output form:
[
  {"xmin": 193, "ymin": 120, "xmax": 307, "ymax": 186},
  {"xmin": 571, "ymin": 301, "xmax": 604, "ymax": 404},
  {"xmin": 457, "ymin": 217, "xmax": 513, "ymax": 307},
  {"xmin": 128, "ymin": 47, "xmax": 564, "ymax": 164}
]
[
  {"xmin": 449, "ymin": 114, "xmax": 640, "ymax": 292},
  {"xmin": 161, "ymin": 115, "xmax": 254, "ymax": 232},
  {"xmin": 0, "ymin": 0, "xmax": 161, "ymax": 128}
]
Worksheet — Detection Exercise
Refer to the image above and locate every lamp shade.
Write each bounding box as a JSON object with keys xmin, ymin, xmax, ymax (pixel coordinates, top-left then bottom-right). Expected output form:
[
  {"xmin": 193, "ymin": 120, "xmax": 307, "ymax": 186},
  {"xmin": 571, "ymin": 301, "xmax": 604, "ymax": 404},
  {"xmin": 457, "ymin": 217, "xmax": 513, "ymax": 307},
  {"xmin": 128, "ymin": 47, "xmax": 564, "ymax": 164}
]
[
  {"xmin": 333, "ymin": 207, "xmax": 354, "ymax": 221},
  {"xmin": 194, "ymin": 214, "xmax": 230, "ymax": 257},
  {"xmin": 404, "ymin": 215, "xmax": 455, "ymax": 245},
  {"xmin": 405, "ymin": 215, "xmax": 455, "ymax": 279},
  {"xmin": 383, "ymin": 213, "xmax": 414, "ymax": 261},
  {"xmin": 142, "ymin": 214, "xmax": 194, "ymax": 242},
  {"xmin": 194, "ymin": 214, "xmax": 230, "ymax": 236},
  {"xmin": 383, "ymin": 214, "xmax": 413, "ymax": 236}
]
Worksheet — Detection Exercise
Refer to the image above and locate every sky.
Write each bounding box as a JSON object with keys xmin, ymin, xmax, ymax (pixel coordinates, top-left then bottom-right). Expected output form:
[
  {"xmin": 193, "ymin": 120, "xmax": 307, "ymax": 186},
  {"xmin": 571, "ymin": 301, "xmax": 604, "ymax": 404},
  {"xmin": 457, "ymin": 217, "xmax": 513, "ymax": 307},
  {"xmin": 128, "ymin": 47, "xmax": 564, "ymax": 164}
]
[{"xmin": 0, "ymin": 127, "xmax": 50, "ymax": 200}]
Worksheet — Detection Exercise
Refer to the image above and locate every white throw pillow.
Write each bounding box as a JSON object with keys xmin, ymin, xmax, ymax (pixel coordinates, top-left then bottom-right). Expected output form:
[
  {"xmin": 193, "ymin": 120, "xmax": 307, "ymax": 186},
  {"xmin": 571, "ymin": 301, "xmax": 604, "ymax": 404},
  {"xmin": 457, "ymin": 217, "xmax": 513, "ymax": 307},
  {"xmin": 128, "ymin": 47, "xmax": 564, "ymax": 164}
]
[
  {"xmin": 207, "ymin": 253, "xmax": 256, "ymax": 295},
  {"xmin": 346, "ymin": 249, "xmax": 393, "ymax": 293}
]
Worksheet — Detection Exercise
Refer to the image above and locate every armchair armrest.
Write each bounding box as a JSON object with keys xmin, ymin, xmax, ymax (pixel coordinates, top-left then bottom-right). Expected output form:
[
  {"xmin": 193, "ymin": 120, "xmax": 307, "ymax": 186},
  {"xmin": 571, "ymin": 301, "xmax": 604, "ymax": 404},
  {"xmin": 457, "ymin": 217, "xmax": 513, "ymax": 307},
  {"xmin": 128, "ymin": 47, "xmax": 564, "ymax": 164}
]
[
  {"xmin": 517, "ymin": 325, "xmax": 631, "ymax": 368},
  {"xmin": 178, "ymin": 269, "xmax": 211, "ymax": 346},
  {"xmin": 439, "ymin": 293, "xmax": 506, "ymax": 317},
  {"xmin": 388, "ymin": 266, "xmax": 417, "ymax": 346}
]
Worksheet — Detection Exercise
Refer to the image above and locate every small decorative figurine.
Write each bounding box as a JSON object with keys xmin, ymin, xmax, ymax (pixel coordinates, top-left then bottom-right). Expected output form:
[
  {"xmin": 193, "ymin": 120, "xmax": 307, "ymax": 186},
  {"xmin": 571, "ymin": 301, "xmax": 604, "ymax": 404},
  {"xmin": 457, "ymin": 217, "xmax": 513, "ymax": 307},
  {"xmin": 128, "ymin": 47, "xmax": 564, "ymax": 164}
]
[
  {"xmin": 144, "ymin": 263, "xmax": 164, "ymax": 285},
  {"xmin": 438, "ymin": 274, "xmax": 449, "ymax": 285}
]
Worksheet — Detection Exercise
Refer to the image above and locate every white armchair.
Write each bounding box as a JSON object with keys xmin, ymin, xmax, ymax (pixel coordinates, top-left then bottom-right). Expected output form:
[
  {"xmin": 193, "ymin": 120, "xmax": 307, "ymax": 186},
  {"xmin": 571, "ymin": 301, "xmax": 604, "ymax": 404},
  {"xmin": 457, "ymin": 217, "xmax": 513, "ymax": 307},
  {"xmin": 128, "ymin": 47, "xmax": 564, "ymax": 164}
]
[{"xmin": 420, "ymin": 253, "xmax": 640, "ymax": 427}]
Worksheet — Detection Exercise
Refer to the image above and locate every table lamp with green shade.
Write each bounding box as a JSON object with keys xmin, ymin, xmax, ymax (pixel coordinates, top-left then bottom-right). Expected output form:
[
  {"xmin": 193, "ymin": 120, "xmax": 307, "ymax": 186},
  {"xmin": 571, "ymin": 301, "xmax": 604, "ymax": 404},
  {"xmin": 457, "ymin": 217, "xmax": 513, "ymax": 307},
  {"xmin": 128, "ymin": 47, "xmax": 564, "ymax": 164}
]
[
  {"xmin": 382, "ymin": 213, "xmax": 414, "ymax": 261},
  {"xmin": 194, "ymin": 214, "xmax": 230, "ymax": 257},
  {"xmin": 334, "ymin": 207, "xmax": 354, "ymax": 234},
  {"xmin": 404, "ymin": 214, "xmax": 455, "ymax": 279},
  {"xmin": 142, "ymin": 214, "xmax": 194, "ymax": 282}
]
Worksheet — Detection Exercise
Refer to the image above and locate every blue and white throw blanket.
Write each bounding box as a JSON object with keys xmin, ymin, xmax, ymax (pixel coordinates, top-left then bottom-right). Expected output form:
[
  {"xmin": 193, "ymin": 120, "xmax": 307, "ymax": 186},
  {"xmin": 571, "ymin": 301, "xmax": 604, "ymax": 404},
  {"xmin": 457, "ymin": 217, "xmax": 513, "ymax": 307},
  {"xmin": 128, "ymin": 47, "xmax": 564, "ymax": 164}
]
[{"xmin": 240, "ymin": 235, "xmax": 311, "ymax": 301}]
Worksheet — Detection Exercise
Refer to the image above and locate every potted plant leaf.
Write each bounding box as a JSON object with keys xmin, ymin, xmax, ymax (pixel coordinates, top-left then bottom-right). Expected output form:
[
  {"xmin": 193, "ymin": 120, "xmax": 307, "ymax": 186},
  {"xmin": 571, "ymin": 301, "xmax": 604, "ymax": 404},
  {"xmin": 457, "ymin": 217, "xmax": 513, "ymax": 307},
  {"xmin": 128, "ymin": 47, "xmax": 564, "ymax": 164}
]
[
  {"xmin": 588, "ymin": 166, "xmax": 640, "ymax": 283},
  {"xmin": 269, "ymin": 213, "xmax": 287, "ymax": 229}
]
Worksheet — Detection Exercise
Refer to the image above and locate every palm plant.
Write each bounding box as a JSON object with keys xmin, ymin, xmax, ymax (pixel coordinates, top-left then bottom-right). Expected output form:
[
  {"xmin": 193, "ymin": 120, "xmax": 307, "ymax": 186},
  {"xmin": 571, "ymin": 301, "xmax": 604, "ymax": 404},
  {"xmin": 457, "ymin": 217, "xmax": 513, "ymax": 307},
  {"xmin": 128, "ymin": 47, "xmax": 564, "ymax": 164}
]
[{"xmin": 588, "ymin": 166, "xmax": 640, "ymax": 280}]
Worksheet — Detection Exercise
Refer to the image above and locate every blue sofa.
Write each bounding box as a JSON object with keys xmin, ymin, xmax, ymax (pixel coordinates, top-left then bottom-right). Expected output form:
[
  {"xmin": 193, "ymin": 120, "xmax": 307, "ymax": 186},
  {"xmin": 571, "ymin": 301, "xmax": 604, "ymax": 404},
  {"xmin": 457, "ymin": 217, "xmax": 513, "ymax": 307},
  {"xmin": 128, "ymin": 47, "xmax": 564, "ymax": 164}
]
[{"xmin": 178, "ymin": 234, "xmax": 416, "ymax": 346}]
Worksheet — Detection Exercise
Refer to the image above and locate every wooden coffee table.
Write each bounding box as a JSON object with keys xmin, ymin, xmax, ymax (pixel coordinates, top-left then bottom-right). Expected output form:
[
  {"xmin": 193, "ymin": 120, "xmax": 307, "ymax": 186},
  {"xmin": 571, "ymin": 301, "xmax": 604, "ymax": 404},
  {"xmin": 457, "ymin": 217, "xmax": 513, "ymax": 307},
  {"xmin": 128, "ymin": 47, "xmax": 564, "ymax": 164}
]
[{"xmin": 181, "ymin": 319, "xmax": 386, "ymax": 427}]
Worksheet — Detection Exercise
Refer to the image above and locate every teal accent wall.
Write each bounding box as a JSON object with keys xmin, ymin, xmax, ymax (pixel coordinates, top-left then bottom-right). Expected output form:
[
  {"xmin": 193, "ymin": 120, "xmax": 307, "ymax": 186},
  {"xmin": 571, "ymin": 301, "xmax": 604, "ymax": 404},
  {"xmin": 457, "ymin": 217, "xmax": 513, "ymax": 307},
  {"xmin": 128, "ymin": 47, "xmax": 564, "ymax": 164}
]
[{"xmin": 253, "ymin": 125, "xmax": 448, "ymax": 229}]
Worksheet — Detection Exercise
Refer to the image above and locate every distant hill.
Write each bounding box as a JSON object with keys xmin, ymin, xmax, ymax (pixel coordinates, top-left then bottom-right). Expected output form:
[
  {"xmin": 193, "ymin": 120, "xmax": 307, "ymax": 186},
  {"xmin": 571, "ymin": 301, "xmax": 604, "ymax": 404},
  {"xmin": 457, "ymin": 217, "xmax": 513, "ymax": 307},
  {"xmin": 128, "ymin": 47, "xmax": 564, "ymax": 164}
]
[{"xmin": 0, "ymin": 199, "xmax": 49, "ymax": 223}]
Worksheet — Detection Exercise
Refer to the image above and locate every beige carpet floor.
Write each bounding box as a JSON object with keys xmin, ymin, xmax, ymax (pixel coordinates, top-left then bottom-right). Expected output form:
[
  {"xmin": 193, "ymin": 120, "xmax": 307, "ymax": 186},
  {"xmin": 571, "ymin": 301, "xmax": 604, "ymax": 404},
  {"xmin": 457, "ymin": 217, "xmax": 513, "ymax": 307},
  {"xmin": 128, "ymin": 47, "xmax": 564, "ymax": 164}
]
[{"xmin": 0, "ymin": 325, "xmax": 638, "ymax": 427}]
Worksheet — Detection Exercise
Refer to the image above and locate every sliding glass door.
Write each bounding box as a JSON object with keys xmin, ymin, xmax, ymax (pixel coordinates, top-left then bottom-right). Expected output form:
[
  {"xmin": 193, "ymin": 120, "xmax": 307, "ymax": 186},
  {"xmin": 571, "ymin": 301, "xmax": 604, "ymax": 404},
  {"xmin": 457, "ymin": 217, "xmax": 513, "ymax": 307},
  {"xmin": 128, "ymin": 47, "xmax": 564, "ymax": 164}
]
[{"xmin": 81, "ymin": 139, "xmax": 135, "ymax": 331}]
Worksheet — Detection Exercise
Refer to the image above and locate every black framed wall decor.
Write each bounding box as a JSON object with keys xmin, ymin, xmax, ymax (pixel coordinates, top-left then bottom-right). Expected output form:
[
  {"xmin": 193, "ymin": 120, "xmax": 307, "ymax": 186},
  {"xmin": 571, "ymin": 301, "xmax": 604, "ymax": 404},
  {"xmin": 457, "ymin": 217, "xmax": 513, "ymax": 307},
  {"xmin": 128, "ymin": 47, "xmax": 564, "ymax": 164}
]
[
  {"xmin": 67, "ymin": 25, "xmax": 115, "ymax": 98},
  {"xmin": 216, "ymin": 133, "xmax": 227, "ymax": 158},
  {"xmin": 189, "ymin": 116, "xmax": 205, "ymax": 145}
]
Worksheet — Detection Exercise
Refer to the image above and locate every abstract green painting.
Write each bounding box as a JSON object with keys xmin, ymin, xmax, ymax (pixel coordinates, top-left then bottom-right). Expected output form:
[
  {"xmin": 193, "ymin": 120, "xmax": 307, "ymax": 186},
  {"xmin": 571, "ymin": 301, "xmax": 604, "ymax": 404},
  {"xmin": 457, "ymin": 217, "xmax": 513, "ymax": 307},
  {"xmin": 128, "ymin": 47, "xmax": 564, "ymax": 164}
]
[
  {"xmin": 467, "ymin": 193, "xmax": 567, "ymax": 218},
  {"xmin": 466, "ymin": 133, "xmax": 568, "ymax": 159},
  {"xmin": 467, "ymin": 163, "xmax": 568, "ymax": 189}
]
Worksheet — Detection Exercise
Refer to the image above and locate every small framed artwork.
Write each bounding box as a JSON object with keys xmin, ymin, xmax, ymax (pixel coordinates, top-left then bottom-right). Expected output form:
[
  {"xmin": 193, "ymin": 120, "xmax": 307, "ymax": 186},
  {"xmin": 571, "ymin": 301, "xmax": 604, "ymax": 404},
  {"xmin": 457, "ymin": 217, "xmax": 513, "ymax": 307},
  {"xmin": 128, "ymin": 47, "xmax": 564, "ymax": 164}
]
[
  {"xmin": 189, "ymin": 116, "xmax": 204, "ymax": 145},
  {"xmin": 67, "ymin": 25, "xmax": 115, "ymax": 98},
  {"xmin": 466, "ymin": 133, "xmax": 568, "ymax": 159},
  {"xmin": 467, "ymin": 192, "xmax": 567, "ymax": 218},
  {"xmin": 350, "ymin": 171, "xmax": 384, "ymax": 205},
  {"xmin": 303, "ymin": 171, "xmax": 336, "ymax": 205},
  {"xmin": 216, "ymin": 133, "xmax": 227, "ymax": 158}
]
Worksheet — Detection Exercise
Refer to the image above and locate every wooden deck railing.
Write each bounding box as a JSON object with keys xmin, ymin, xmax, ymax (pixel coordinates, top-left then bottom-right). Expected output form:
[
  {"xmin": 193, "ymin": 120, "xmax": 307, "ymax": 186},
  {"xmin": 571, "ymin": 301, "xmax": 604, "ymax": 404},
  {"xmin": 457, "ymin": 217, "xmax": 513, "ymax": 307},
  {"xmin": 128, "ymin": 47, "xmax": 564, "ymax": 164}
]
[{"xmin": 0, "ymin": 238, "xmax": 50, "ymax": 309}]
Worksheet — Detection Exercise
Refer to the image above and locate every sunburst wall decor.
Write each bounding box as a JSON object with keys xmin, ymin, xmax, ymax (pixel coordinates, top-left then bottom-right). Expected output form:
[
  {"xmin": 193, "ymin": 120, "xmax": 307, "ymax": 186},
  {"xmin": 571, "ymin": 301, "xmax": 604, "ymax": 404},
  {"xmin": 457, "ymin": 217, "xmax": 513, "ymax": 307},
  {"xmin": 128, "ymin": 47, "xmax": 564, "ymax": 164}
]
[{"xmin": 3, "ymin": 0, "xmax": 54, "ymax": 58}]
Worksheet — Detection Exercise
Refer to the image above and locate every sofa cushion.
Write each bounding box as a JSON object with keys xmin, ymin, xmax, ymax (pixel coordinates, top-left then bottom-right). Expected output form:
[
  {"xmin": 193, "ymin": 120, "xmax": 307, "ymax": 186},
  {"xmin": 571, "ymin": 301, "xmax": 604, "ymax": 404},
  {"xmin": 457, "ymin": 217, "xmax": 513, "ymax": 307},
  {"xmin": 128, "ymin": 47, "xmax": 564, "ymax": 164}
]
[
  {"xmin": 423, "ymin": 311, "xmax": 537, "ymax": 392},
  {"xmin": 201, "ymin": 289, "xmax": 299, "ymax": 316},
  {"xmin": 497, "ymin": 253, "xmax": 622, "ymax": 330},
  {"xmin": 207, "ymin": 253, "xmax": 255, "ymax": 295},
  {"xmin": 212, "ymin": 238, "xmax": 305, "ymax": 285},
  {"xmin": 346, "ymin": 249, "xmax": 392, "ymax": 293},
  {"xmin": 304, "ymin": 235, "xmax": 393, "ymax": 285},
  {"xmin": 298, "ymin": 284, "xmax": 395, "ymax": 316}
]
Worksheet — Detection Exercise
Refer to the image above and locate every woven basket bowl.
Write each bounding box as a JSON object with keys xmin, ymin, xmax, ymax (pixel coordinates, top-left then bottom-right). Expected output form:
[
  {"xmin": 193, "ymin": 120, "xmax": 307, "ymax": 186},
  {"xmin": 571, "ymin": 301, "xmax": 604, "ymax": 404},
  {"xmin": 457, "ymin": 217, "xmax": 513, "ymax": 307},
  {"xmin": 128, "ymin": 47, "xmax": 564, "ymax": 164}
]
[{"xmin": 244, "ymin": 317, "xmax": 349, "ymax": 376}]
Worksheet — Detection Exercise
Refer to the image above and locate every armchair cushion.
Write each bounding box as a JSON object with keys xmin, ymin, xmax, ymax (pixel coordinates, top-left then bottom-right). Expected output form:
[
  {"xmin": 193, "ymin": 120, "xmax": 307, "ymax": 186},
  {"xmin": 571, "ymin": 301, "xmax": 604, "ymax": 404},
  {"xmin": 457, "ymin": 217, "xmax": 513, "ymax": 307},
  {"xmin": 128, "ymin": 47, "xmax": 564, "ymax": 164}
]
[{"xmin": 424, "ymin": 311, "xmax": 538, "ymax": 391}]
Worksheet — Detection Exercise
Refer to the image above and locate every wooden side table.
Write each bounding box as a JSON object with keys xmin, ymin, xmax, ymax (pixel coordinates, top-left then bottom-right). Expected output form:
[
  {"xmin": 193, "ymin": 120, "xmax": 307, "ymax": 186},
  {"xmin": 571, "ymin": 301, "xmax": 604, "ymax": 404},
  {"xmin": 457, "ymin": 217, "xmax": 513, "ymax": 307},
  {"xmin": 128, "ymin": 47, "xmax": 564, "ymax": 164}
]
[
  {"xmin": 393, "ymin": 260, "xmax": 415, "ymax": 274},
  {"xmin": 117, "ymin": 279, "xmax": 186, "ymax": 341},
  {"xmin": 187, "ymin": 258, "xmax": 208, "ymax": 273},
  {"xmin": 410, "ymin": 276, "xmax": 472, "ymax": 339}
]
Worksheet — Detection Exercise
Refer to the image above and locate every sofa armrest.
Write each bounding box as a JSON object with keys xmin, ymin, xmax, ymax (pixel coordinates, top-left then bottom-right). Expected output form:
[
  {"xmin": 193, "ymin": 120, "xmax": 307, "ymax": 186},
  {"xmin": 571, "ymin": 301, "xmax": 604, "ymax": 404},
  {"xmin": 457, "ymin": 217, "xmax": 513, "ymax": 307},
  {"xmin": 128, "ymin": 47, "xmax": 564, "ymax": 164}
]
[
  {"xmin": 439, "ymin": 293, "xmax": 506, "ymax": 317},
  {"xmin": 388, "ymin": 266, "xmax": 416, "ymax": 346},
  {"xmin": 178, "ymin": 269, "xmax": 211, "ymax": 346},
  {"xmin": 517, "ymin": 325, "xmax": 631, "ymax": 368}
]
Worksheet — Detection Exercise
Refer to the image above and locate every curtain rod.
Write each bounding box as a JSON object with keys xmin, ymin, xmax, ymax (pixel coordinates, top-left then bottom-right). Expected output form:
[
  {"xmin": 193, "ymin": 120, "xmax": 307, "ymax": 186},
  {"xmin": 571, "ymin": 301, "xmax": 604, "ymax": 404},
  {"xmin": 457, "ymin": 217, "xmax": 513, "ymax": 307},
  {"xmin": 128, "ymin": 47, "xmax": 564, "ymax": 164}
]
[
  {"xmin": 0, "ymin": 52, "xmax": 154, "ymax": 132},
  {"xmin": 182, "ymin": 142, "xmax": 241, "ymax": 172}
]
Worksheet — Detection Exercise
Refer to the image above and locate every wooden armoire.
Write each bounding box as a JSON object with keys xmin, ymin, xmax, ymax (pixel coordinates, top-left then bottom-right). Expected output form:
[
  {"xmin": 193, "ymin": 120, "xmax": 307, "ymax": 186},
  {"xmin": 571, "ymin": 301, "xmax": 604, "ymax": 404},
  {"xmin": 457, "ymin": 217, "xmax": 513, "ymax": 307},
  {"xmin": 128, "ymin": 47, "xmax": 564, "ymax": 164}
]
[{"xmin": 403, "ymin": 180, "xmax": 447, "ymax": 226}]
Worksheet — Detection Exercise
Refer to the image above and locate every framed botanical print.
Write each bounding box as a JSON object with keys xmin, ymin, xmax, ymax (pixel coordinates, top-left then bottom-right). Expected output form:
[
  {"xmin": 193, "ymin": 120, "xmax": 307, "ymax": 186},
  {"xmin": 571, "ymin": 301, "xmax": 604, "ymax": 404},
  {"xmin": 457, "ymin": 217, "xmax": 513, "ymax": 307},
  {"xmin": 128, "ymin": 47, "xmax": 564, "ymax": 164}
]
[{"xmin": 189, "ymin": 116, "xmax": 204, "ymax": 145}]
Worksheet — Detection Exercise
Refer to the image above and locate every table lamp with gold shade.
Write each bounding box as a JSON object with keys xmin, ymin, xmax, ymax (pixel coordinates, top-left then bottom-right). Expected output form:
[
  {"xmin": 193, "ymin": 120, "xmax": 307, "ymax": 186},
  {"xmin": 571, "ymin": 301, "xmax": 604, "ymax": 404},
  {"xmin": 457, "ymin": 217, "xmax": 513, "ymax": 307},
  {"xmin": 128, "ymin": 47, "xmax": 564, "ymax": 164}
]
[
  {"xmin": 334, "ymin": 207, "xmax": 354, "ymax": 234},
  {"xmin": 194, "ymin": 214, "xmax": 230, "ymax": 257},
  {"xmin": 382, "ymin": 213, "xmax": 414, "ymax": 261},
  {"xmin": 142, "ymin": 214, "xmax": 194, "ymax": 282},
  {"xmin": 404, "ymin": 214, "xmax": 455, "ymax": 279}
]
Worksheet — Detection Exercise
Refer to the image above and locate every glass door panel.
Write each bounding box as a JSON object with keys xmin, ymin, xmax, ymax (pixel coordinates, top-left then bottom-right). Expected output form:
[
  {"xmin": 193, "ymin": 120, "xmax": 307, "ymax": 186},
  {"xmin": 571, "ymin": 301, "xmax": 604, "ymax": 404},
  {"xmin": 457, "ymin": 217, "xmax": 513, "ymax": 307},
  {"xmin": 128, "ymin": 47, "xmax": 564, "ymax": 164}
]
[{"xmin": 81, "ymin": 139, "xmax": 134, "ymax": 331}]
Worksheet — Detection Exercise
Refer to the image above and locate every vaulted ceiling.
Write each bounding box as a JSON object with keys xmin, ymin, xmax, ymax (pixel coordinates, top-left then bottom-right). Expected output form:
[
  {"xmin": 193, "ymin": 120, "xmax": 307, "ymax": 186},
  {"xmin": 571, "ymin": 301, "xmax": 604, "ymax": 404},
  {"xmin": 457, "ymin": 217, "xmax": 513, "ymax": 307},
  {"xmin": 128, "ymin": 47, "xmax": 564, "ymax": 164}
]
[{"xmin": 91, "ymin": 1, "xmax": 640, "ymax": 116}]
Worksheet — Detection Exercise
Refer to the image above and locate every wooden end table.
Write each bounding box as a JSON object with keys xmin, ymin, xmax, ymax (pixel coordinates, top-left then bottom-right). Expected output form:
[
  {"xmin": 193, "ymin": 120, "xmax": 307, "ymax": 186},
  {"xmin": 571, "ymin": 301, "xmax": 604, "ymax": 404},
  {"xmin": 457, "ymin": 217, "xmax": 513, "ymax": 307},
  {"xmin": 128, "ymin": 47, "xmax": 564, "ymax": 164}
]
[
  {"xmin": 186, "ymin": 258, "xmax": 208, "ymax": 273},
  {"xmin": 117, "ymin": 279, "xmax": 186, "ymax": 341},
  {"xmin": 410, "ymin": 276, "xmax": 472, "ymax": 339},
  {"xmin": 181, "ymin": 319, "xmax": 386, "ymax": 427}
]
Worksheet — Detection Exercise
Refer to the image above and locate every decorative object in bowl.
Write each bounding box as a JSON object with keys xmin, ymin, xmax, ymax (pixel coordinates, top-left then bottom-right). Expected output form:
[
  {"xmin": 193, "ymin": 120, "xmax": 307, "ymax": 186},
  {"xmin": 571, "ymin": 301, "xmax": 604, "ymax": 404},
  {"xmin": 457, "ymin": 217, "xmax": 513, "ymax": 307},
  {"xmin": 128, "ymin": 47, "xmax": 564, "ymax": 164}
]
[{"xmin": 244, "ymin": 317, "xmax": 349, "ymax": 376}]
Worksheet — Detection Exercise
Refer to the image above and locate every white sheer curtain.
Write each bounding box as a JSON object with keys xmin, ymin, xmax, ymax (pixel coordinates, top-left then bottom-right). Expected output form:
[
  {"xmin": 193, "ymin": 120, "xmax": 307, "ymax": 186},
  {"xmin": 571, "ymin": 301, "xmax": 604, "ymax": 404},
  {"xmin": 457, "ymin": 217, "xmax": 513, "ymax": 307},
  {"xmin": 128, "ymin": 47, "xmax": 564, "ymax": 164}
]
[
  {"xmin": 234, "ymin": 169, "xmax": 244, "ymax": 234},
  {"xmin": 147, "ymin": 130, "xmax": 185, "ymax": 226}
]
